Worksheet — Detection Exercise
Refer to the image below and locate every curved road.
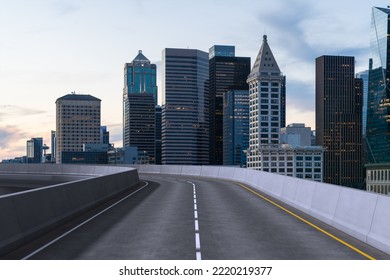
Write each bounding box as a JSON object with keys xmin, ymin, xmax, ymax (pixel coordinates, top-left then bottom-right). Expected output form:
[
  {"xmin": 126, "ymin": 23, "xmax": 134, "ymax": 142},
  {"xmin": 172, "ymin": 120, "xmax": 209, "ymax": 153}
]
[{"xmin": 5, "ymin": 174, "xmax": 390, "ymax": 260}]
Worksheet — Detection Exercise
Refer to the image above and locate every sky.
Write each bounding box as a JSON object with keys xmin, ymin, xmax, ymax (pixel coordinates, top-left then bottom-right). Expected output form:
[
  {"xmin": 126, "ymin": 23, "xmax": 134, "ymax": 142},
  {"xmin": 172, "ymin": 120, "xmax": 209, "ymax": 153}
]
[{"xmin": 0, "ymin": 0, "xmax": 387, "ymax": 161}]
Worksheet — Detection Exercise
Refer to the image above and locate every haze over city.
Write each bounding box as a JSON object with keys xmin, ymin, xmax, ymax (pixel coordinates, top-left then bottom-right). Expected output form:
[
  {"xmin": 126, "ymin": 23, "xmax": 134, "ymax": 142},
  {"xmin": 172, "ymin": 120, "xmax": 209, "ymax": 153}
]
[{"xmin": 0, "ymin": 0, "xmax": 385, "ymax": 161}]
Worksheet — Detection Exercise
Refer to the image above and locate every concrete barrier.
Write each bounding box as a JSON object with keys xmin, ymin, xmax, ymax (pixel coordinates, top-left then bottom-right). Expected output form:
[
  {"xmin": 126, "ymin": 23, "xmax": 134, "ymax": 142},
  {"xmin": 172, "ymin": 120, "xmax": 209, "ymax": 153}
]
[
  {"xmin": 136, "ymin": 164, "xmax": 390, "ymax": 255},
  {"xmin": 367, "ymin": 195, "xmax": 390, "ymax": 254},
  {"xmin": 181, "ymin": 165, "xmax": 202, "ymax": 176},
  {"xmin": 0, "ymin": 164, "xmax": 139, "ymax": 257},
  {"xmin": 332, "ymin": 188, "xmax": 378, "ymax": 242}
]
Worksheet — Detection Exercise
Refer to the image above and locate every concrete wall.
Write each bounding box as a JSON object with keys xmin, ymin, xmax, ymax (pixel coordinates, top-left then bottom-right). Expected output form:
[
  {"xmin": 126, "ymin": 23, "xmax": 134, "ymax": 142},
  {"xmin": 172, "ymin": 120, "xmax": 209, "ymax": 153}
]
[
  {"xmin": 0, "ymin": 164, "xmax": 139, "ymax": 257},
  {"xmin": 133, "ymin": 164, "xmax": 390, "ymax": 255}
]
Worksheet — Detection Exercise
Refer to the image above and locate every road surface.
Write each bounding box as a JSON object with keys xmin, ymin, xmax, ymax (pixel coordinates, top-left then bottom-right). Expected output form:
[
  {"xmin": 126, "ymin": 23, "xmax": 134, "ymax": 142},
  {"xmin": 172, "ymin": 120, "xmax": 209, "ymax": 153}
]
[{"xmin": 4, "ymin": 174, "xmax": 390, "ymax": 260}]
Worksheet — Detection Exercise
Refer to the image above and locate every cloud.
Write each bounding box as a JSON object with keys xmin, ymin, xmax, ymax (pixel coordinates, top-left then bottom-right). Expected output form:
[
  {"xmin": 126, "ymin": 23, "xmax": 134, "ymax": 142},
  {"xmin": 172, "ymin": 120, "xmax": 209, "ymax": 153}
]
[
  {"xmin": 102, "ymin": 123, "xmax": 122, "ymax": 144},
  {"xmin": 0, "ymin": 126, "xmax": 29, "ymax": 160},
  {"xmin": 0, "ymin": 105, "xmax": 46, "ymax": 121},
  {"xmin": 53, "ymin": 2, "xmax": 80, "ymax": 17}
]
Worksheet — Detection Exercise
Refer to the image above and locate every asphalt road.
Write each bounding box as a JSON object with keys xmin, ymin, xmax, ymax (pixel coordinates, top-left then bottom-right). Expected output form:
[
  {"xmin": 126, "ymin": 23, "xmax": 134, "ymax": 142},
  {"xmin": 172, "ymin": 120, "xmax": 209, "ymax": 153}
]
[{"xmin": 6, "ymin": 174, "xmax": 390, "ymax": 260}]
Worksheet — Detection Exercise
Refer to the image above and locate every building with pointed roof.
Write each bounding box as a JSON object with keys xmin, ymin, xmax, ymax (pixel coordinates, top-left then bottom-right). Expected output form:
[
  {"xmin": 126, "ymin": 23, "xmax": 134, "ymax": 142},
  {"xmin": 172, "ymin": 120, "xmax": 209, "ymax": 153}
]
[
  {"xmin": 123, "ymin": 50, "xmax": 157, "ymax": 164},
  {"xmin": 246, "ymin": 35, "xmax": 286, "ymax": 169}
]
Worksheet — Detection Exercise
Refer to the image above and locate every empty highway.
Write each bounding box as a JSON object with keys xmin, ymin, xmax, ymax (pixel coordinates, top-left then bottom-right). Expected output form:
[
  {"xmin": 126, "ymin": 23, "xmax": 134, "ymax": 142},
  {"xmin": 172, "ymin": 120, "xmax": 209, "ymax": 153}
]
[{"xmin": 4, "ymin": 174, "xmax": 390, "ymax": 260}]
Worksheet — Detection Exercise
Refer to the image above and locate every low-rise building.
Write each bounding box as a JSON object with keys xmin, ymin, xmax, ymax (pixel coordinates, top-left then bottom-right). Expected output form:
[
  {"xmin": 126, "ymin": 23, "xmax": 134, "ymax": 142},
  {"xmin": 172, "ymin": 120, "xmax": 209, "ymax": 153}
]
[
  {"xmin": 365, "ymin": 163, "xmax": 390, "ymax": 195},
  {"xmin": 247, "ymin": 144, "xmax": 323, "ymax": 182}
]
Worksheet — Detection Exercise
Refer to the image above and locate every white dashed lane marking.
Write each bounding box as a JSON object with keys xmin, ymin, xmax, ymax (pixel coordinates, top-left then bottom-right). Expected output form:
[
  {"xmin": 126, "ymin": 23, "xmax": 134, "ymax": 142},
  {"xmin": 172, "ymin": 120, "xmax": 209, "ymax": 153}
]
[{"xmin": 187, "ymin": 180, "xmax": 202, "ymax": 260}]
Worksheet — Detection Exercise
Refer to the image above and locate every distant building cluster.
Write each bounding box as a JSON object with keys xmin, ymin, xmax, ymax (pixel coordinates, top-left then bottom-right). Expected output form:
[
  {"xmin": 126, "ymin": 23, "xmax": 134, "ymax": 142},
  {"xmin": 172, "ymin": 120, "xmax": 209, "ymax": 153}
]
[{"xmin": 5, "ymin": 6, "xmax": 390, "ymax": 195}]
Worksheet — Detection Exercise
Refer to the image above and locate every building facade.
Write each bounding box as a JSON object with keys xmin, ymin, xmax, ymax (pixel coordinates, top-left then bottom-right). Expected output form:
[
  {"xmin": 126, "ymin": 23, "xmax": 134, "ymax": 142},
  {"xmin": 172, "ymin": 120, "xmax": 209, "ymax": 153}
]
[
  {"xmin": 55, "ymin": 93, "xmax": 101, "ymax": 164},
  {"xmin": 26, "ymin": 137, "xmax": 43, "ymax": 163},
  {"xmin": 315, "ymin": 55, "xmax": 363, "ymax": 188},
  {"xmin": 253, "ymin": 144, "xmax": 323, "ymax": 182},
  {"xmin": 161, "ymin": 48, "xmax": 209, "ymax": 165},
  {"xmin": 365, "ymin": 163, "xmax": 390, "ymax": 195},
  {"xmin": 123, "ymin": 94, "xmax": 155, "ymax": 163},
  {"xmin": 209, "ymin": 45, "xmax": 251, "ymax": 165},
  {"xmin": 155, "ymin": 105, "xmax": 162, "ymax": 165},
  {"xmin": 247, "ymin": 35, "xmax": 286, "ymax": 169},
  {"xmin": 123, "ymin": 50, "xmax": 157, "ymax": 164},
  {"xmin": 223, "ymin": 90, "xmax": 249, "ymax": 167},
  {"xmin": 366, "ymin": 7, "xmax": 390, "ymax": 164},
  {"xmin": 50, "ymin": 130, "xmax": 56, "ymax": 163},
  {"xmin": 280, "ymin": 123, "xmax": 312, "ymax": 147}
]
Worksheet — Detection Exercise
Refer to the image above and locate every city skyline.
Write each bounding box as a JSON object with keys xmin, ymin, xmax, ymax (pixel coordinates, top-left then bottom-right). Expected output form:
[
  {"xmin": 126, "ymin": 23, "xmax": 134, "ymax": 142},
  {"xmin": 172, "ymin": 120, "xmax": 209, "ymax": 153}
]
[{"xmin": 0, "ymin": 0, "xmax": 386, "ymax": 160}]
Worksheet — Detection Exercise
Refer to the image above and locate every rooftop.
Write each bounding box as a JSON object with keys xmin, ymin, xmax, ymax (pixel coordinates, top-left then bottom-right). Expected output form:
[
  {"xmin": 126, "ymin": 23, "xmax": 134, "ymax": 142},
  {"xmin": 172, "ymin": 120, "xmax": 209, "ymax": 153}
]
[{"xmin": 57, "ymin": 93, "xmax": 101, "ymax": 102}]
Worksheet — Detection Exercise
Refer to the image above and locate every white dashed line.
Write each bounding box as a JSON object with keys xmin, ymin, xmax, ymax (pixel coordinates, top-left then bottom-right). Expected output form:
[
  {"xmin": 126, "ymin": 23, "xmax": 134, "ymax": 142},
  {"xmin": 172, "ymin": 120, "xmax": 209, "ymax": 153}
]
[
  {"xmin": 195, "ymin": 233, "xmax": 201, "ymax": 250},
  {"xmin": 187, "ymin": 180, "xmax": 202, "ymax": 260}
]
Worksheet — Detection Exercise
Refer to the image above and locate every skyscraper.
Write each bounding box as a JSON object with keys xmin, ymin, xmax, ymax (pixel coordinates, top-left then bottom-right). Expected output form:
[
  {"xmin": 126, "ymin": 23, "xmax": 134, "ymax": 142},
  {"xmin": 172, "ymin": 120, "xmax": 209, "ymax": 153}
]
[
  {"xmin": 100, "ymin": 126, "xmax": 109, "ymax": 144},
  {"xmin": 124, "ymin": 50, "xmax": 158, "ymax": 103},
  {"xmin": 366, "ymin": 7, "xmax": 390, "ymax": 164},
  {"xmin": 123, "ymin": 50, "xmax": 157, "ymax": 163},
  {"xmin": 223, "ymin": 90, "xmax": 249, "ymax": 167},
  {"xmin": 56, "ymin": 93, "xmax": 101, "ymax": 164},
  {"xmin": 209, "ymin": 45, "xmax": 251, "ymax": 165},
  {"xmin": 51, "ymin": 130, "xmax": 56, "ymax": 163},
  {"xmin": 161, "ymin": 48, "xmax": 209, "ymax": 165},
  {"xmin": 246, "ymin": 35, "xmax": 286, "ymax": 169},
  {"xmin": 155, "ymin": 105, "xmax": 162, "ymax": 165},
  {"xmin": 315, "ymin": 55, "xmax": 363, "ymax": 188}
]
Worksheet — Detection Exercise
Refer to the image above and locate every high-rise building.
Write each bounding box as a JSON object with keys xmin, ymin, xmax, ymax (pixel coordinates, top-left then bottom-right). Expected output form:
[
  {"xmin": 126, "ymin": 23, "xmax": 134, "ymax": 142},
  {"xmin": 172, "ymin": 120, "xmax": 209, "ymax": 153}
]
[
  {"xmin": 100, "ymin": 126, "xmax": 109, "ymax": 145},
  {"xmin": 161, "ymin": 48, "xmax": 209, "ymax": 165},
  {"xmin": 366, "ymin": 7, "xmax": 390, "ymax": 164},
  {"xmin": 124, "ymin": 50, "xmax": 158, "ymax": 104},
  {"xmin": 356, "ymin": 70, "xmax": 369, "ymax": 136},
  {"xmin": 209, "ymin": 45, "xmax": 251, "ymax": 165},
  {"xmin": 155, "ymin": 105, "xmax": 162, "ymax": 165},
  {"xmin": 55, "ymin": 93, "xmax": 101, "ymax": 164},
  {"xmin": 315, "ymin": 55, "xmax": 363, "ymax": 188},
  {"xmin": 123, "ymin": 50, "xmax": 157, "ymax": 164},
  {"xmin": 26, "ymin": 137, "xmax": 43, "ymax": 163},
  {"xmin": 246, "ymin": 35, "xmax": 286, "ymax": 169},
  {"xmin": 51, "ymin": 130, "xmax": 56, "ymax": 163},
  {"xmin": 223, "ymin": 90, "xmax": 249, "ymax": 167}
]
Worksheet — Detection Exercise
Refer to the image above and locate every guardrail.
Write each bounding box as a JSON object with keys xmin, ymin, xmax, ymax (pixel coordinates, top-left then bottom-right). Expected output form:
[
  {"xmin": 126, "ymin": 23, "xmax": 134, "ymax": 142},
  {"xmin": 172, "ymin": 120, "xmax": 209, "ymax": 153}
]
[
  {"xmin": 133, "ymin": 164, "xmax": 390, "ymax": 255},
  {"xmin": 0, "ymin": 164, "xmax": 139, "ymax": 257}
]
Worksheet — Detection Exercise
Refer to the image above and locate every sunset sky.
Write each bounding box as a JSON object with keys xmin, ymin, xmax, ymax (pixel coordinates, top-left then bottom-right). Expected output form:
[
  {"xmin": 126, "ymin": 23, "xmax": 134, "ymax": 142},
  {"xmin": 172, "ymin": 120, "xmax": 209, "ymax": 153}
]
[{"xmin": 0, "ymin": 0, "xmax": 385, "ymax": 160}]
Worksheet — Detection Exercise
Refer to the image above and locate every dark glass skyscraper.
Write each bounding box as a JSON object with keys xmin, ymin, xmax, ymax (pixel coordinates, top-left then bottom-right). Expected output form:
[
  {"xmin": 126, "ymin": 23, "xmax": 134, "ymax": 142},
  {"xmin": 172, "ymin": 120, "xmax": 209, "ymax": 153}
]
[
  {"xmin": 123, "ymin": 51, "xmax": 157, "ymax": 163},
  {"xmin": 223, "ymin": 90, "xmax": 249, "ymax": 167},
  {"xmin": 155, "ymin": 105, "xmax": 162, "ymax": 165},
  {"xmin": 209, "ymin": 45, "xmax": 250, "ymax": 165},
  {"xmin": 162, "ymin": 48, "xmax": 209, "ymax": 165},
  {"xmin": 315, "ymin": 55, "xmax": 363, "ymax": 188},
  {"xmin": 367, "ymin": 7, "xmax": 390, "ymax": 164}
]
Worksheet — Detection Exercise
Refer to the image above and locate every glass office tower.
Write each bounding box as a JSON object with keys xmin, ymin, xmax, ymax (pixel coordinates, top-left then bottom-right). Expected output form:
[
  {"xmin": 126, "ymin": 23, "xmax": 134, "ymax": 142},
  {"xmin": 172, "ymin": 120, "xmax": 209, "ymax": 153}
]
[
  {"xmin": 209, "ymin": 45, "xmax": 250, "ymax": 165},
  {"xmin": 162, "ymin": 48, "xmax": 209, "ymax": 165},
  {"xmin": 123, "ymin": 51, "xmax": 157, "ymax": 163},
  {"xmin": 316, "ymin": 55, "xmax": 363, "ymax": 188},
  {"xmin": 367, "ymin": 7, "xmax": 390, "ymax": 164},
  {"xmin": 223, "ymin": 90, "xmax": 249, "ymax": 167}
]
